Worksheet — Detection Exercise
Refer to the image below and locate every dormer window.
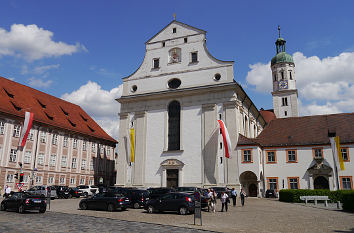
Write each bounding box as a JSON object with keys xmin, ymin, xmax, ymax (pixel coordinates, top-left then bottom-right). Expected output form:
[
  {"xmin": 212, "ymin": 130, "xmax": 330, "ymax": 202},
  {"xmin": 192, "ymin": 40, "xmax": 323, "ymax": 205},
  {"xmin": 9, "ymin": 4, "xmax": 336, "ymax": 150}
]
[
  {"xmin": 191, "ymin": 52, "xmax": 198, "ymax": 63},
  {"xmin": 169, "ymin": 48, "xmax": 181, "ymax": 63},
  {"xmin": 153, "ymin": 58, "xmax": 160, "ymax": 69},
  {"xmin": 173, "ymin": 28, "xmax": 176, "ymax": 33},
  {"xmin": 37, "ymin": 99, "xmax": 46, "ymax": 109}
]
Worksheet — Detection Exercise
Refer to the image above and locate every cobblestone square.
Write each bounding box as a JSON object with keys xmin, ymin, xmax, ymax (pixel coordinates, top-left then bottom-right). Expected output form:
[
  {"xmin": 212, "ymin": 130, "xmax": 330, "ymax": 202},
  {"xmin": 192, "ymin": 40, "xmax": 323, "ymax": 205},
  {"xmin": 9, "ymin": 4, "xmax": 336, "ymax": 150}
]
[{"xmin": 1, "ymin": 197, "xmax": 354, "ymax": 232}]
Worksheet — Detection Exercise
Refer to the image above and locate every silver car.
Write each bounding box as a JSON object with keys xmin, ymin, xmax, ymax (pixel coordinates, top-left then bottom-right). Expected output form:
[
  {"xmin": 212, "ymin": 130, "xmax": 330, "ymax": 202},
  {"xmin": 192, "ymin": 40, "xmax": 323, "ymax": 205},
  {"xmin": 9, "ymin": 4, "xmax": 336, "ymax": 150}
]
[{"xmin": 25, "ymin": 185, "xmax": 58, "ymax": 199}]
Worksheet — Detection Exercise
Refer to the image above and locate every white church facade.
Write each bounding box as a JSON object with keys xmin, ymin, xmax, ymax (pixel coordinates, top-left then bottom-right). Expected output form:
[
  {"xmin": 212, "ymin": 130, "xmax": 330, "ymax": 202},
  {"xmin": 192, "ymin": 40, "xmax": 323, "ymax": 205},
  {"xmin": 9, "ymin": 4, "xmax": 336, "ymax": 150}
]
[
  {"xmin": 116, "ymin": 21, "xmax": 354, "ymax": 196},
  {"xmin": 116, "ymin": 20, "xmax": 266, "ymax": 190}
]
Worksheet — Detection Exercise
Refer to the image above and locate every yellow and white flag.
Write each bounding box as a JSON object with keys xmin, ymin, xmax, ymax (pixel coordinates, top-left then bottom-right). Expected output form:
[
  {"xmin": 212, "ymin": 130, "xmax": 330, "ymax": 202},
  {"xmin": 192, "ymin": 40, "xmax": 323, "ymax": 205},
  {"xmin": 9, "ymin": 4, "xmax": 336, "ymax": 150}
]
[
  {"xmin": 130, "ymin": 128, "xmax": 135, "ymax": 163},
  {"xmin": 335, "ymin": 136, "xmax": 345, "ymax": 170}
]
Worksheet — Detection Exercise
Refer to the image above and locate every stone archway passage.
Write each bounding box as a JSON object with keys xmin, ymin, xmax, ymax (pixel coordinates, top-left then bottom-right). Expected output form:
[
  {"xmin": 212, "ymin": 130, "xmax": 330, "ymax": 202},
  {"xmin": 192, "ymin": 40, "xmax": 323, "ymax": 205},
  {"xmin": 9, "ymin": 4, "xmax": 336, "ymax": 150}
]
[
  {"xmin": 314, "ymin": 176, "xmax": 329, "ymax": 189},
  {"xmin": 240, "ymin": 171, "xmax": 258, "ymax": 197}
]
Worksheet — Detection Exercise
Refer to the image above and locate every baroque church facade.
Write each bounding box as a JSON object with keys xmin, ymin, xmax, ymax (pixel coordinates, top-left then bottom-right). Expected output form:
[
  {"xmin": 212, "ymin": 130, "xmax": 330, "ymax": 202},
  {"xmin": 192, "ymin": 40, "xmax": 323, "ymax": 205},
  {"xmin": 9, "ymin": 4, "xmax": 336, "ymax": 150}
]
[
  {"xmin": 116, "ymin": 21, "xmax": 353, "ymax": 196},
  {"xmin": 116, "ymin": 20, "xmax": 266, "ymax": 189}
]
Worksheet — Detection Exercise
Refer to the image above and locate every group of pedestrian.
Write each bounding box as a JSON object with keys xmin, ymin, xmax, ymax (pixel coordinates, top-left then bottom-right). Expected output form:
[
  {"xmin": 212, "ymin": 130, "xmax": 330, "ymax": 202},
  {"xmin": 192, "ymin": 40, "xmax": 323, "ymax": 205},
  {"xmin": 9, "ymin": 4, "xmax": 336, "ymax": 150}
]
[{"xmin": 207, "ymin": 187, "xmax": 247, "ymax": 213}]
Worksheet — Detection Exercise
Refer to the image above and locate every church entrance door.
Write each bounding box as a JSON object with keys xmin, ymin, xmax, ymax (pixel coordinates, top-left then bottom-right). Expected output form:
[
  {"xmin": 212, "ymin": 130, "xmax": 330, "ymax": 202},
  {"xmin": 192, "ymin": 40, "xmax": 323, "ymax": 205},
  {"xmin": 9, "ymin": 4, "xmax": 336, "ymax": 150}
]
[
  {"xmin": 167, "ymin": 169, "xmax": 179, "ymax": 189},
  {"xmin": 248, "ymin": 183, "xmax": 257, "ymax": 197},
  {"xmin": 314, "ymin": 176, "xmax": 329, "ymax": 189}
]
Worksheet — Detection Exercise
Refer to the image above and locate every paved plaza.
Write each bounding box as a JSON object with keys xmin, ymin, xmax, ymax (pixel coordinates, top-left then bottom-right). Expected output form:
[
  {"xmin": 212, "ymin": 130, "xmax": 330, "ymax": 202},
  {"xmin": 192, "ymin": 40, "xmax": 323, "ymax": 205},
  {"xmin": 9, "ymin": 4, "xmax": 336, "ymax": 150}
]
[{"xmin": 1, "ymin": 197, "xmax": 354, "ymax": 232}]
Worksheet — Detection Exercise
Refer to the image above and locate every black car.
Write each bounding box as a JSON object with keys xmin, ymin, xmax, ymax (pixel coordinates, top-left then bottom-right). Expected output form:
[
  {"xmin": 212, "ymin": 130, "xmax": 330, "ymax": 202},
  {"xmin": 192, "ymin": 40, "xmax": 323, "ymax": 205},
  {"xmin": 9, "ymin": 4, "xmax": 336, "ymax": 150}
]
[
  {"xmin": 147, "ymin": 187, "xmax": 173, "ymax": 200},
  {"xmin": 1, "ymin": 192, "xmax": 46, "ymax": 213},
  {"xmin": 51, "ymin": 185, "xmax": 70, "ymax": 199},
  {"xmin": 213, "ymin": 187, "xmax": 231, "ymax": 198},
  {"xmin": 265, "ymin": 189, "xmax": 277, "ymax": 198},
  {"xmin": 68, "ymin": 187, "xmax": 82, "ymax": 198},
  {"xmin": 79, "ymin": 192, "xmax": 130, "ymax": 212},
  {"xmin": 144, "ymin": 192, "xmax": 195, "ymax": 215}
]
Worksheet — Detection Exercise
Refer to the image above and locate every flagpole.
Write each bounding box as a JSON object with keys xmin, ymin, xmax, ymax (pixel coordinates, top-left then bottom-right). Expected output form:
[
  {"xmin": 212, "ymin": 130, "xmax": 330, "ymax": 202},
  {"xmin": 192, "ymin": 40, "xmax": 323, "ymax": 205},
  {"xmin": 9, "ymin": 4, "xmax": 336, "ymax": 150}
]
[
  {"xmin": 329, "ymin": 134, "xmax": 340, "ymax": 190},
  {"xmin": 30, "ymin": 126, "xmax": 40, "ymax": 188}
]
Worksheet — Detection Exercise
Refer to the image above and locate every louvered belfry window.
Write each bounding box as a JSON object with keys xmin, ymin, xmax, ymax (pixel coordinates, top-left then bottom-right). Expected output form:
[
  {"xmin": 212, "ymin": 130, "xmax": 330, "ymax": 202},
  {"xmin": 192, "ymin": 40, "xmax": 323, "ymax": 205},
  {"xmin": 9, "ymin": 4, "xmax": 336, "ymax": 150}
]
[{"xmin": 168, "ymin": 101, "xmax": 180, "ymax": 151}]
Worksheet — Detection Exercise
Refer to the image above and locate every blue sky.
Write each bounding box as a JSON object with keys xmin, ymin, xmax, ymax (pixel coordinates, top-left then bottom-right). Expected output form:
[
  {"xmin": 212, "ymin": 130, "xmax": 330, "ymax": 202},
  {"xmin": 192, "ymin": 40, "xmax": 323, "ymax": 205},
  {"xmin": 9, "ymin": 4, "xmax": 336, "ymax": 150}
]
[{"xmin": 1, "ymin": 0, "xmax": 353, "ymax": 139}]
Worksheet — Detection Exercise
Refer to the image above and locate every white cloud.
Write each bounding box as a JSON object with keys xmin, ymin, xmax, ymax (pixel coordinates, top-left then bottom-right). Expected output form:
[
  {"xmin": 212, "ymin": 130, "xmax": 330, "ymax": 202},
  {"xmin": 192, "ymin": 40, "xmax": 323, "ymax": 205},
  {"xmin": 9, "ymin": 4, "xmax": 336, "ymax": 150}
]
[
  {"xmin": 246, "ymin": 51, "xmax": 354, "ymax": 116},
  {"xmin": 0, "ymin": 24, "xmax": 86, "ymax": 61},
  {"xmin": 22, "ymin": 64, "xmax": 60, "ymax": 75},
  {"xmin": 28, "ymin": 77, "xmax": 53, "ymax": 88},
  {"xmin": 61, "ymin": 81, "xmax": 122, "ymax": 139}
]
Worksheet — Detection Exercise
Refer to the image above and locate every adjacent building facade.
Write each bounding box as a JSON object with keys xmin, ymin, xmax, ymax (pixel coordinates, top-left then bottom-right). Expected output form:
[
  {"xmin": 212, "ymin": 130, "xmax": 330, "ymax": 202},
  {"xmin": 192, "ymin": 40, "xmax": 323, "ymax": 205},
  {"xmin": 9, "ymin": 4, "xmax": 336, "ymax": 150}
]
[
  {"xmin": 236, "ymin": 30, "xmax": 353, "ymax": 196},
  {"xmin": 237, "ymin": 113, "xmax": 354, "ymax": 196},
  {"xmin": 0, "ymin": 77, "xmax": 117, "ymax": 192},
  {"xmin": 116, "ymin": 20, "xmax": 266, "ymax": 189}
]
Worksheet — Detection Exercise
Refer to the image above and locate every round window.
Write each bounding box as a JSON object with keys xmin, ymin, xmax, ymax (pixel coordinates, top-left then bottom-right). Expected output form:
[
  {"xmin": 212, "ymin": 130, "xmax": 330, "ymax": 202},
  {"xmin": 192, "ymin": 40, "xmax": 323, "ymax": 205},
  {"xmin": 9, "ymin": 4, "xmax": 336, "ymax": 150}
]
[
  {"xmin": 131, "ymin": 85, "xmax": 137, "ymax": 92},
  {"xmin": 168, "ymin": 78, "xmax": 181, "ymax": 89},
  {"xmin": 214, "ymin": 73, "xmax": 221, "ymax": 81}
]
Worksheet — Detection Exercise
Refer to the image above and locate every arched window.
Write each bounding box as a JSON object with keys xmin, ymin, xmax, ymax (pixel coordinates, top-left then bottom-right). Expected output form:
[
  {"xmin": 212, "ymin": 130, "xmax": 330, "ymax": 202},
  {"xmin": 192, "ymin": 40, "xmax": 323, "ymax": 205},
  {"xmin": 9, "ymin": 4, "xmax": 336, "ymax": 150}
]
[{"xmin": 168, "ymin": 101, "xmax": 180, "ymax": 150}]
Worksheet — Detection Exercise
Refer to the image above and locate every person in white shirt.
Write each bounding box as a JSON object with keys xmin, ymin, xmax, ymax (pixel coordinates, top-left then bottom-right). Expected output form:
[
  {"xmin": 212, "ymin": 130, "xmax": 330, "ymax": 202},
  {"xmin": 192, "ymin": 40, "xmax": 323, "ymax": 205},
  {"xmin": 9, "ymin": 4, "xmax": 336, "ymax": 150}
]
[
  {"xmin": 208, "ymin": 189, "xmax": 216, "ymax": 213},
  {"xmin": 5, "ymin": 185, "xmax": 11, "ymax": 198},
  {"xmin": 220, "ymin": 192, "xmax": 229, "ymax": 212}
]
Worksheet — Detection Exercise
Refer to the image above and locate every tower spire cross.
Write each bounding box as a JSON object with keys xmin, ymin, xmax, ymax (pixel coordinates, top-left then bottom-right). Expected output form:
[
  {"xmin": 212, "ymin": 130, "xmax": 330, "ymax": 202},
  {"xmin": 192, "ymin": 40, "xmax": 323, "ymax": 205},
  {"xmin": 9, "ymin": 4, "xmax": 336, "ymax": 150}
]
[{"xmin": 278, "ymin": 25, "xmax": 281, "ymax": 38}]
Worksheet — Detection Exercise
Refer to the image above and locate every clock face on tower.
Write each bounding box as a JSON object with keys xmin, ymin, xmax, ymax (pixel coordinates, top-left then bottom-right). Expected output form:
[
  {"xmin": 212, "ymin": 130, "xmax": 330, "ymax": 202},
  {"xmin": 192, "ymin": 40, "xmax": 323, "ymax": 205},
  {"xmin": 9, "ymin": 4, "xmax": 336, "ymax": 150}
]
[{"xmin": 278, "ymin": 80, "xmax": 288, "ymax": 90}]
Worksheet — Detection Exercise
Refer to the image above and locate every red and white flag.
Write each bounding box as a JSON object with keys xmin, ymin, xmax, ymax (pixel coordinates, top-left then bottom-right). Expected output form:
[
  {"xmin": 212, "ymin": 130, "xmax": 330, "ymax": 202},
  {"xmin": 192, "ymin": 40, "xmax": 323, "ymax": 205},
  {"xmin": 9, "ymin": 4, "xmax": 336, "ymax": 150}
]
[
  {"xmin": 218, "ymin": 120, "xmax": 232, "ymax": 158},
  {"xmin": 18, "ymin": 111, "xmax": 34, "ymax": 149}
]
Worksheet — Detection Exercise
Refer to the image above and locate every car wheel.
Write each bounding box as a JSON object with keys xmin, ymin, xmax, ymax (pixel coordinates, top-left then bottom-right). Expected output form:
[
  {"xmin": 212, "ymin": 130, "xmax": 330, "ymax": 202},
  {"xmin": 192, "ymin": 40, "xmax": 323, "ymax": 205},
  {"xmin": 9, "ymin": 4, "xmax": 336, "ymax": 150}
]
[
  {"xmin": 133, "ymin": 202, "xmax": 140, "ymax": 209},
  {"xmin": 0, "ymin": 203, "xmax": 6, "ymax": 211},
  {"xmin": 107, "ymin": 203, "xmax": 115, "ymax": 212},
  {"xmin": 39, "ymin": 207, "xmax": 46, "ymax": 213},
  {"xmin": 84, "ymin": 192, "xmax": 88, "ymax": 198},
  {"xmin": 79, "ymin": 202, "xmax": 88, "ymax": 210},
  {"xmin": 147, "ymin": 205, "xmax": 155, "ymax": 214},
  {"xmin": 18, "ymin": 205, "xmax": 25, "ymax": 214},
  {"xmin": 178, "ymin": 206, "xmax": 188, "ymax": 215}
]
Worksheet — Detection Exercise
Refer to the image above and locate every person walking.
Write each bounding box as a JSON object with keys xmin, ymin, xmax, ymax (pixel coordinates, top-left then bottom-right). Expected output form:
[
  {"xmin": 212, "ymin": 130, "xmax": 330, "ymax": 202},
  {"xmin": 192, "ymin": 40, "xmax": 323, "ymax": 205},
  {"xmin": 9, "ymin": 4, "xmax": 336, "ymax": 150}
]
[
  {"xmin": 240, "ymin": 188, "xmax": 246, "ymax": 206},
  {"xmin": 220, "ymin": 191, "xmax": 229, "ymax": 212},
  {"xmin": 231, "ymin": 188, "xmax": 237, "ymax": 206},
  {"xmin": 208, "ymin": 189, "xmax": 216, "ymax": 213},
  {"xmin": 4, "ymin": 185, "xmax": 11, "ymax": 198}
]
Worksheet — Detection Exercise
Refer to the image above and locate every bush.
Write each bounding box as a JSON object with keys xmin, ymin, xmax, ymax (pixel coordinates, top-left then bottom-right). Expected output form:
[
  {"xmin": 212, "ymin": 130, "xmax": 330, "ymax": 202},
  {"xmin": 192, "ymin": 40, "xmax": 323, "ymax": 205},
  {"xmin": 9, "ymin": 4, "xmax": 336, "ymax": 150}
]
[
  {"xmin": 342, "ymin": 191, "xmax": 354, "ymax": 212},
  {"xmin": 279, "ymin": 189, "xmax": 353, "ymax": 203}
]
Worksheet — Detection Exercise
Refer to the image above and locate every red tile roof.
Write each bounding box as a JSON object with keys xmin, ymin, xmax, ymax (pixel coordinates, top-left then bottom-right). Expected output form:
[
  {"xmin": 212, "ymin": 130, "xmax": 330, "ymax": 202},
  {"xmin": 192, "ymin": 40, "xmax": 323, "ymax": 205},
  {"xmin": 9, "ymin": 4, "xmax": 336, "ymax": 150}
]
[
  {"xmin": 238, "ymin": 112, "xmax": 354, "ymax": 148},
  {"xmin": 237, "ymin": 134, "xmax": 259, "ymax": 146},
  {"xmin": 0, "ymin": 76, "xmax": 117, "ymax": 145},
  {"xmin": 260, "ymin": 109, "xmax": 276, "ymax": 124}
]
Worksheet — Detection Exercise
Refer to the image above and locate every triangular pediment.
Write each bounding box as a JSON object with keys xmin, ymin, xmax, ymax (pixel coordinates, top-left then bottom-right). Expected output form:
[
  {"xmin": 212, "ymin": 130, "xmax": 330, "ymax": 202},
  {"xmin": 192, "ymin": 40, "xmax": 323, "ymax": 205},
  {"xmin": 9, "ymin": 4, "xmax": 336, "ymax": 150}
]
[
  {"xmin": 160, "ymin": 159, "xmax": 184, "ymax": 167},
  {"xmin": 146, "ymin": 20, "xmax": 206, "ymax": 44}
]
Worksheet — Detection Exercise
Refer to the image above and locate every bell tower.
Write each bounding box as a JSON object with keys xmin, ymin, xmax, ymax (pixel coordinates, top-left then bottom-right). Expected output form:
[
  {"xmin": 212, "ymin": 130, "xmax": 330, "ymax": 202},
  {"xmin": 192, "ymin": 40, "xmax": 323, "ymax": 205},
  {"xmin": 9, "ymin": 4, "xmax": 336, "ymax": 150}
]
[{"xmin": 271, "ymin": 26, "xmax": 298, "ymax": 118}]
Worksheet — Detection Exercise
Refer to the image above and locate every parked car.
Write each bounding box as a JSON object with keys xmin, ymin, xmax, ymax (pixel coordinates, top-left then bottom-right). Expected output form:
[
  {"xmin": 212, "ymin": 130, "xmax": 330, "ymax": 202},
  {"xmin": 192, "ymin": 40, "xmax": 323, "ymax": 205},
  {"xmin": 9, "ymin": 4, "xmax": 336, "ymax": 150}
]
[
  {"xmin": 175, "ymin": 187, "xmax": 199, "ymax": 193},
  {"xmin": 77, "ymin": 185, "xmax": 99, "ymax": 197},
  {"xmin": 1, "ymin": 192, "xmax": 46, "ymax": 213},
  {"xmin": 68, "ymin": 187, "xmax": 83, "ymax": 198},
  {"xmin": 265, "ymin": 189, "xmax": 277, "ymax": 198},
  {"xmin": 147, "ymin": 187, "xmax": 173, "ymax": 200},
  {"xmin": 25, "ymin": 185, "xmax": 57, "ymax": 199},
  {"xmin": 50, "ymin": 185, "xmax": 69, "ymax": 199},
  {"xmin": 79, "ymin": 192, "xmax": 130, "ymax": 211},
  {"xmin": 125, "ymin": 189, "xmax": 150, "ymax": 209},
  {"xmin": 212, "ymin": 187, "xmax": 231, "ymax": 198},
  {"xmin": 144, "ymin": 192, "xmax": 195, "ymax": 215}
]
